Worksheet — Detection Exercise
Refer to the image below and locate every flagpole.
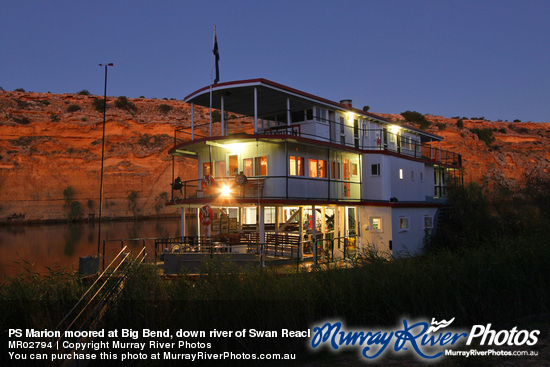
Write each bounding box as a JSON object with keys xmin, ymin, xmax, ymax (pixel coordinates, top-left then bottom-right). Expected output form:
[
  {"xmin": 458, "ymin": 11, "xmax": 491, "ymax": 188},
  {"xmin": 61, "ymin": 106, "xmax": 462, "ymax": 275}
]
[{"xmin": 209, "ymin": 25, "xmax": 216, "ymax": 137}]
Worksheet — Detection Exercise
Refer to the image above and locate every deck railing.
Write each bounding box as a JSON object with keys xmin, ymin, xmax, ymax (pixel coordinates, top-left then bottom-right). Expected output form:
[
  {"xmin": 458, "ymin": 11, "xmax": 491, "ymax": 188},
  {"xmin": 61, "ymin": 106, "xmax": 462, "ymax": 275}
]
[{"xmin": 170, "ymin": 175, "xmax": 363, "ymax": 202}]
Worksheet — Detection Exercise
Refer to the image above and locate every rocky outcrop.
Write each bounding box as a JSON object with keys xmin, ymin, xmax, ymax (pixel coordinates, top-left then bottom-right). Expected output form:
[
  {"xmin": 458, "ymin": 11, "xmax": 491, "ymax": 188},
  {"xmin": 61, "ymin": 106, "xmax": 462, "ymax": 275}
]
[
  {"xmin": 1, "ymin": 91, "xmax": 548, "ymax": 222},
  {"xmin": 0, "ymin": 91, "xmax": 251, "ymax": 222}
]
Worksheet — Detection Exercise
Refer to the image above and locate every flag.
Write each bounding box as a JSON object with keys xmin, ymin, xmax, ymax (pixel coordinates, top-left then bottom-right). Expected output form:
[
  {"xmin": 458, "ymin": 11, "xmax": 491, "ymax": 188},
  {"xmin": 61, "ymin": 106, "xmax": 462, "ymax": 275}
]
[{"xmin": 213, "ymin": 33, "xmax": 220, "ymax": 84}]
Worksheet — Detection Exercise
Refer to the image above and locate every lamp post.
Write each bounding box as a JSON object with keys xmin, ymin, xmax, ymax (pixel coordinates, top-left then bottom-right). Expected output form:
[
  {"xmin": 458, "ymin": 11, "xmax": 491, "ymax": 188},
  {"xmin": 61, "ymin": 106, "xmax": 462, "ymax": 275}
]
[{"xmin": 97, "ymin": 63, "xmax": 113, "ymax": 256}]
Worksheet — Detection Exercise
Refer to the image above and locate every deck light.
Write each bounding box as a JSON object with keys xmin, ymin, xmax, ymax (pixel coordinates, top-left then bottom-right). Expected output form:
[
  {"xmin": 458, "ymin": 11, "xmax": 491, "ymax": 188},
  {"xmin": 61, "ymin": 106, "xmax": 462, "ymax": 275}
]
[{"xmin": 221, "ymin": 184, "xmax": 232, "ymax": 197}]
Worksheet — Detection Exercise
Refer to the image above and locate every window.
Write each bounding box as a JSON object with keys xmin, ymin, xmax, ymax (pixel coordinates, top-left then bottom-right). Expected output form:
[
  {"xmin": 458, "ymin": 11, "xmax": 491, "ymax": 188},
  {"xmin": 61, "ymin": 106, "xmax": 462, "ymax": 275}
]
[
  {"xmin": 330, "ymin": 161, "xmax": 340, "ymax": 179},
  {"xmin": 343, "ymin": 159, "xmax": 350, "ymax": 197},
  {"xmin": 424, "ymin": 216, "xmax": 433, "ymax": 229},
  {"xmin": 420, "ymin": 172, "xmax": 424, "ymax": 182},
  {"xmin": 399, "ymin": 217, "xmax": 409, "ymax": 231},
  {"xmin": 202, "ymin": 162, "xmax": 212, "ymax": 176},
  {"xmin": 351, "ymin": 163, "xmax": 358, "ymax": 176},
  {"xmin": 297, "ymin": 157, "xmax": 304, "ymax": 176},
  {"xmin": 309, "ymin": 159, "xmax": 318, "ymax": 178},
  {"xmin": 255, "ymin": 156, "xmax": 267, "ymax": 176},
  {"xmin": 229, "ymin": 155, "xmax": 238, "ymax": 176},
  {"xmin": 411, "ymin": 171, "xmax": 415, "ymax": 181},
  {"xmin": 289, "ymin": 156, "xmax": 296, "ymax": 176},
  {"xmin": 371, "ymin": 164, "xmax": 380, "ymax": 176},
  {"xmin": 399, "ymin": 169, "xmax": 404, "ymax": 180},
  {"xmin": 371, "ymin": 217, "xmax": 382, "ymax": 231},
  {"xmin": 215, "ymin": 161, "xmax": 226, "ymax": 177},
  {"xmin": 339, "ymin": 116, "xmax": 346, "ymax": 145},
  {"xmin": 318, "ymin": 160, "xmax": 327, "ymax": 178},
  {"xmin": 314, "ymin": 107, "xmax": 327, "ymax": 122},
  {"xmin": 243, "ymin": 158, "xmax": 253, "ymax": 177}
]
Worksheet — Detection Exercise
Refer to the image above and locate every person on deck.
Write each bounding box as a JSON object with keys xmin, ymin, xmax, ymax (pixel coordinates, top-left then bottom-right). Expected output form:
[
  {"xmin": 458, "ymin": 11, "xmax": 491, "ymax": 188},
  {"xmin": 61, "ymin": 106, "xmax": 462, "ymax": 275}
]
[{"xmin": 235, "ymin": 171, "xmax": 248, "ymax": 197}]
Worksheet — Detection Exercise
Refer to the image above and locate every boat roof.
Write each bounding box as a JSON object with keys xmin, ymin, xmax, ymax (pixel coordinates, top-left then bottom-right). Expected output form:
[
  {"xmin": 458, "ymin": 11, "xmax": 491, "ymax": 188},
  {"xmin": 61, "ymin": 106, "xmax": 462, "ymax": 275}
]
[{"xmin": 184, "ymin": 78, "xmax": 443, "ymax": 141}]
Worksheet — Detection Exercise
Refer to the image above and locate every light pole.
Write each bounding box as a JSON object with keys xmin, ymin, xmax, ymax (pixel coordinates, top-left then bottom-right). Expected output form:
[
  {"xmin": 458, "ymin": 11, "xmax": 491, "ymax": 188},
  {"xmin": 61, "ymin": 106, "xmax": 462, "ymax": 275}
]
[{"xmin": 97, "ymin": 63, "xmax": 113, "ymax": 256}]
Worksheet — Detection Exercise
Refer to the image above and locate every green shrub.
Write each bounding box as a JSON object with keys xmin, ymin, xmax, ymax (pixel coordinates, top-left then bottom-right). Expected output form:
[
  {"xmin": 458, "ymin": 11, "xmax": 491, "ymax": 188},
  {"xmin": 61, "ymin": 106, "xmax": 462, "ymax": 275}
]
[
  {"xmin": 158, "ymin": 104, "xmax": 173, "ymax": 114},
  {"xmin": 400, "ymin": 111, "xmax": 431, "ymax": 129},
  {"xmin": 62, "ymin": 186, "xmax": 81, "ymax": 221},
  {"xmin": 426, "ymin": 183, "xmax": 495, "ymax": 253},
  {"xmin": 115, "ymin": 96, "xmax": 137, "ymax": 112},
  {"xmin": 92, "ymin": 97, "xmax": 104, "ymax": 112},
  {"xmin": 77, "ymin": 89, "xmax": 91, "ymax": 95},
  {"xmin": 469, "ymin": 128, "xmax": 495, "ymax": 146},
  {"xmin": 67, "ymin": 104, "xmax": 81, "ymax": 112},
  {"xmin": 456, "ymin": 119, "xmax": 464, "ymax": 128},
  {"xmin": 211, "ymin": 110, "xmax": 221, "ymax": 122},
  {"xmin": 128, "ymin": 190, "xmax": 139, "ymax": 217},
  {"xmin": 68, "ymin": 201, "xmax": 82, "ymax": 221}
]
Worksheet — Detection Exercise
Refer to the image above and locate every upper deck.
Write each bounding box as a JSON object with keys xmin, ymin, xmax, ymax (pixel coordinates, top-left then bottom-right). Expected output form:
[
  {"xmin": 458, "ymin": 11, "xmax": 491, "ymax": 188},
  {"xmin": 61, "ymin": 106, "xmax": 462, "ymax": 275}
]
[{"xmin": 179, "ymin": 78, "xmax": 461, "ymax": 168}]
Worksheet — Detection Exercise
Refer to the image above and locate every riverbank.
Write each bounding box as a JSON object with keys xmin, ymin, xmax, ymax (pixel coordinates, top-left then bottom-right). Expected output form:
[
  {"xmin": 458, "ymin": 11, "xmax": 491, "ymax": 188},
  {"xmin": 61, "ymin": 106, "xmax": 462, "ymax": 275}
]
[{"xmin": 1, "ymin": 229, "xmax": 549, "ymax": 366}]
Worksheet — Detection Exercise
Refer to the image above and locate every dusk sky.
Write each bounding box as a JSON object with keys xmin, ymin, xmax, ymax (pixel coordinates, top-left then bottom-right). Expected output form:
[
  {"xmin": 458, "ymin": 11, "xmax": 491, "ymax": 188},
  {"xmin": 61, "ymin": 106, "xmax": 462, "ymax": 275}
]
[{"xmin": 2, "ymin": 0, "xmax": 549, "ymax": 122}]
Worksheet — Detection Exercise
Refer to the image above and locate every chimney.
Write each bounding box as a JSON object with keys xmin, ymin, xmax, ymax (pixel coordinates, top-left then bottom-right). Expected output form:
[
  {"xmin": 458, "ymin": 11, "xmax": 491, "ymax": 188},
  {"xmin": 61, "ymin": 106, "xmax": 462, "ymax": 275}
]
[{"xmin": 340, "ymin": 99, "xmax": 353, "ymax": 108}]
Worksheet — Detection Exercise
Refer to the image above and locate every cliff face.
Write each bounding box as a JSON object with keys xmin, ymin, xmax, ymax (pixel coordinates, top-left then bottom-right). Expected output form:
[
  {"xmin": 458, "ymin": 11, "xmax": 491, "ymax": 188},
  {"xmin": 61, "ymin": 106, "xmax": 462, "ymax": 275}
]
[
  {"xmin": 1, "ymin": 91, "xmax": 548, "ymax": 222},
  {"xmin": 0, "ymin": 91, "xmax": 251, "ymax": 222}
]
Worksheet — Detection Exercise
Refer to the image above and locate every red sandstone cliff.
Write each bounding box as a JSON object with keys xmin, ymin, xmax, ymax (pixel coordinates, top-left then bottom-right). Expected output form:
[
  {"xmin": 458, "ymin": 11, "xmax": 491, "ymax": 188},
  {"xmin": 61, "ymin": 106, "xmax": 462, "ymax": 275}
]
[
  {"xmin": 0, "ymin": 90, "xmax": 251, "ymax": 222},
  {"xmin": 1, "ymin": 90, "xmax": 548, "ymax": 222}
]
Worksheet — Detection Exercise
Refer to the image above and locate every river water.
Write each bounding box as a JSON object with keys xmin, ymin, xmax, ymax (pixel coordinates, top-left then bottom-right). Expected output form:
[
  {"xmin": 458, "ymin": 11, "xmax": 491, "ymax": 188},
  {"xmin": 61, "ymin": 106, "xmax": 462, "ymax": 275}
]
[{"xmin": 0, "ymin": 218, "xmax": 182, "ymax": 278}]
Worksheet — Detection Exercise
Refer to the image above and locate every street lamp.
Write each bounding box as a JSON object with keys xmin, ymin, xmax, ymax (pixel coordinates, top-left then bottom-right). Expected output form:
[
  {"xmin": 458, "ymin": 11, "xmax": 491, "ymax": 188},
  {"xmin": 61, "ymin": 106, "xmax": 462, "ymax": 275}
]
[{"xmin": 97, "ymin": 63, "xmax": 113, "ymax": 256}]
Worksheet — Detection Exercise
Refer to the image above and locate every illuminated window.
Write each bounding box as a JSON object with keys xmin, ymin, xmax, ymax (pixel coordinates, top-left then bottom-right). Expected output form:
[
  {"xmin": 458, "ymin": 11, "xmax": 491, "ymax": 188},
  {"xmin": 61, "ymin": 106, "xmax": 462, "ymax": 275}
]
[
  {"xmin": 318, "ymin": 160, "xmax": 327, "ymax": 178},
  {"xmin": 399, "ymin": 169, "xmax": 404, "ymax": 180},
  {"xmin": 289, "ymin": 156, "xmax": 296, "ymax": 176},
  {"xmin": 255, "ymin": 156, "xmax": 267, "ymax": 176},
  {"xmin": 229, "ymin": 155, "xmax": 238, "ymax": 176},
  {"xmin": 371, "ymin": 217, "xmax": 382, "ymax": 231},
  {"xmin": 343, "ymin": 159, "xmax": 350, "ymax": 197},
  {"xmin": 309, "ymin": 159, "xmax": 318, "ymax": 178},
  {"xmin": 399, "ymin": 217, "xmax": 409, "ymax": 231},
  {"xmin": 351, "ymin": 163, "xmax": 358, "ymax": 176},
  {"xmin": 297, "ymin": 157, "xmax": 304, "ymax": 176},
  {"xmin": 243, "ymin": 158, "xmax": 253, "ymax": 177},
  {"xmin": 289, "ymin": 156, "xmax": 306, "ymax": 176}
]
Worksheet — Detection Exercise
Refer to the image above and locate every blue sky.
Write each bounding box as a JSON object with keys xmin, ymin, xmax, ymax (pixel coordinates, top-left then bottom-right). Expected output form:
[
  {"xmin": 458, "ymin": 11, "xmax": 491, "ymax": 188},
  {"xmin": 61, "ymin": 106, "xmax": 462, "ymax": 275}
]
[{"xmin": 1, "ymin": 0, "xmax": 549, "ymax": 122}]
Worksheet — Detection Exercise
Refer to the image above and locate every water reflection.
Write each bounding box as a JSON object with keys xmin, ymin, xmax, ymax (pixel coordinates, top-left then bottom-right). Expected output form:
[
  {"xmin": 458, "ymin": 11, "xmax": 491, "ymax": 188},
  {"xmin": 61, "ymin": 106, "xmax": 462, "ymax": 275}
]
[{"xmin": 0, "ymin": 218, "xmax": 182, "ymax": 278}]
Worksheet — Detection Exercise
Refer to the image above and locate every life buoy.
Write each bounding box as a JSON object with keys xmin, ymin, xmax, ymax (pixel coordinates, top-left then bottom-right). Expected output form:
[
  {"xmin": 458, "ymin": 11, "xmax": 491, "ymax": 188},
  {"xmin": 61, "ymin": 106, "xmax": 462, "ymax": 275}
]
[
  {"xmin": 199, "ymin": 204, "xmax": 213, "ymax": 226},
  {"xmin": 201, "ymin": 175, "xmax": 216, "ymax": 193}
]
